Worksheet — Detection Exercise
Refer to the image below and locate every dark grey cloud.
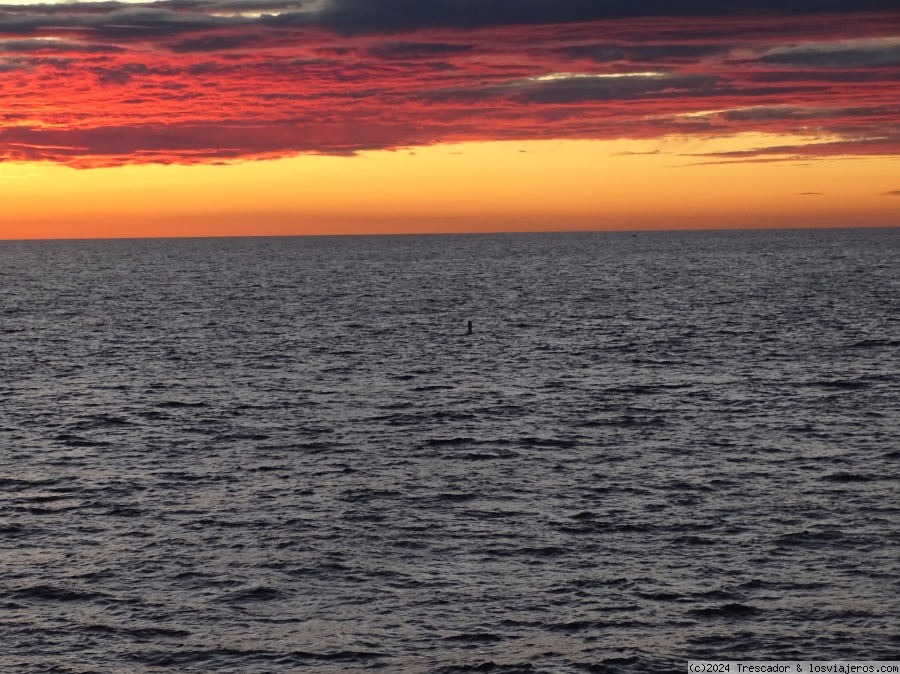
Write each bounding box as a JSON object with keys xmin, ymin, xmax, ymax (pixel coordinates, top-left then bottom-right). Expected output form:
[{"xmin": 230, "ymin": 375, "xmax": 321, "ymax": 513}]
[
  {"xmin": 0, "ymin": 1, "xmax": 306, "ymax": 15},
  {"xmin": 366, "ymin": 41, "xmax": 474, "ymax": 60},
  {"xmin": 426, "ymin": 72, "xmax": 832, "ymax": 107},
  {"xmin": 170, "ymin": 32, "xmax": 261, "ymax": 52},
  {"xmin": 0, "ymin": 38, "xmax": 123, "ymax": 53},
  {"xmin": 0, "ymin": 6, "xmax": 224, "ymax": 38},
  {"xmin": 746, "ymin": 70, "xmax": 899, "ymax": 83},
  {"xmin": 719, "ymin": 106, "xmax": 815, "ymax": 122},
  {"xmin": 718, "ymin": 105, "xmax": 900, "ymax": 124},
  {"xmin": 757, "ymin": 42, "xmax": 900, "ymax": 68},
  {"xmin": 688, "ymin": 132, "xmax": 900, "ymax": 161},
  {"xmin": 560, "ymin": 43, "xmax": 726, "ymax": 64},
  {"xmin": 882, "ymin": 189, "xmax": 900, "ymax": 196},
  {"xmin": 0, "ymin": 56, "xmax": 22, "ymax": 71},
  {"xmin": 513, "ymin": 74, "xmax": 720, "ymax": 104},
  {"xmin": 314, "ymin": 0, "xmax": 899, "ymax": 35},
  {"xmin": 0, "ymin": 54, "xmax": 78, "ymax": 70},
  {"xmin": 162, "ymin": 0, "xmax": 308, "ymax": 11},
  {"xmin": 90, "ymin": 61, "xmax": 183, "ymax": 84},
  {"xmin": 0, "ymin": 1, "xmax": 308, "ymax": 39},
  {"xmin": 0, "ymin": 0, "xmax": 894, "ymax": 43}
]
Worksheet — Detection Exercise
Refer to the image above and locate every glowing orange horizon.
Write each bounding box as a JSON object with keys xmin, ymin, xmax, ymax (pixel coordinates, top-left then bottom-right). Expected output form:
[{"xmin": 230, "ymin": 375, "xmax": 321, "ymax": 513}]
[{"xmin": 2, "ymin": 139, "xmax": 897, "ymax": 240}]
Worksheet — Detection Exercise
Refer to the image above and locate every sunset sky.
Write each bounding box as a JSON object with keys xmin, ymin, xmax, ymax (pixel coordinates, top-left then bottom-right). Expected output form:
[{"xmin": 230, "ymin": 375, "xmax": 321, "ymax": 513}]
[{"xmin": 1, "ymin": 0, "xmax": 898, "ymax": 238}]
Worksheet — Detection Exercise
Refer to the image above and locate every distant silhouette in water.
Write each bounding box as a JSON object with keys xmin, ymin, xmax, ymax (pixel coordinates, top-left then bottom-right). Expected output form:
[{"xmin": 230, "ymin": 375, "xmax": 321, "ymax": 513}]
[{"xmin": 467, "ymin": 320, "xmax": 473, "ymax": 335}]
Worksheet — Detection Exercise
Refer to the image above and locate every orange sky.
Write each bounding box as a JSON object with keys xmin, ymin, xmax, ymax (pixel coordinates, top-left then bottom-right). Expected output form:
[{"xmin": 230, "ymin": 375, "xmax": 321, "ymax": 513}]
[
  {"xmin": 2, "ymin": 136, "xmax": 897, "ymax": 239},
  {"xmin": 1, "ymin": 1, "xmax": 898, "ymax": 238}
]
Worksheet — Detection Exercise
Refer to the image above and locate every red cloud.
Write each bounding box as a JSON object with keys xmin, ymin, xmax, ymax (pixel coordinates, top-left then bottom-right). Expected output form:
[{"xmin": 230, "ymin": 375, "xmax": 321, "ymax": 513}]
[{"xmin": 0, "ymin": 3, "xmax": 898, "ymax": 166}]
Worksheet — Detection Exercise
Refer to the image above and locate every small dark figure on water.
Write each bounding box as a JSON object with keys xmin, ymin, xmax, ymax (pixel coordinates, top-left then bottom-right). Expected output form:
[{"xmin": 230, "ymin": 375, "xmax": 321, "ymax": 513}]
[{"xmin": 467, "ymin": 320, "xmax": 473, "ymax": 335}]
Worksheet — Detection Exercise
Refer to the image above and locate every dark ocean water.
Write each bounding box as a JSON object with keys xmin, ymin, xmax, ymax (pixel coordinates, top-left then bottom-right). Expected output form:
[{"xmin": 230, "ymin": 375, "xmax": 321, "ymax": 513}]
[{"xmin": 1, "ymin": 228, "xmax": 898, "ymax": 673}]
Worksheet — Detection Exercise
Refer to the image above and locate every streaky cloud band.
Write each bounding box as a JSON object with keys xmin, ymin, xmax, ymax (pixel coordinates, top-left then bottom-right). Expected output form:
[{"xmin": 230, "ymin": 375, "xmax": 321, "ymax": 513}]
[{"xmin": 0, "ymin": 1, "xmax": 898, "ymax": 166}]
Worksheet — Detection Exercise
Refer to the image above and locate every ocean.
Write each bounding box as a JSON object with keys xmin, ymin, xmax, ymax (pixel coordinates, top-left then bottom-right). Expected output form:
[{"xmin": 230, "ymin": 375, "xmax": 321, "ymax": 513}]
[{"xmin": 1, "ymin": 228, "xmax": 898, "ymax": 673}]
